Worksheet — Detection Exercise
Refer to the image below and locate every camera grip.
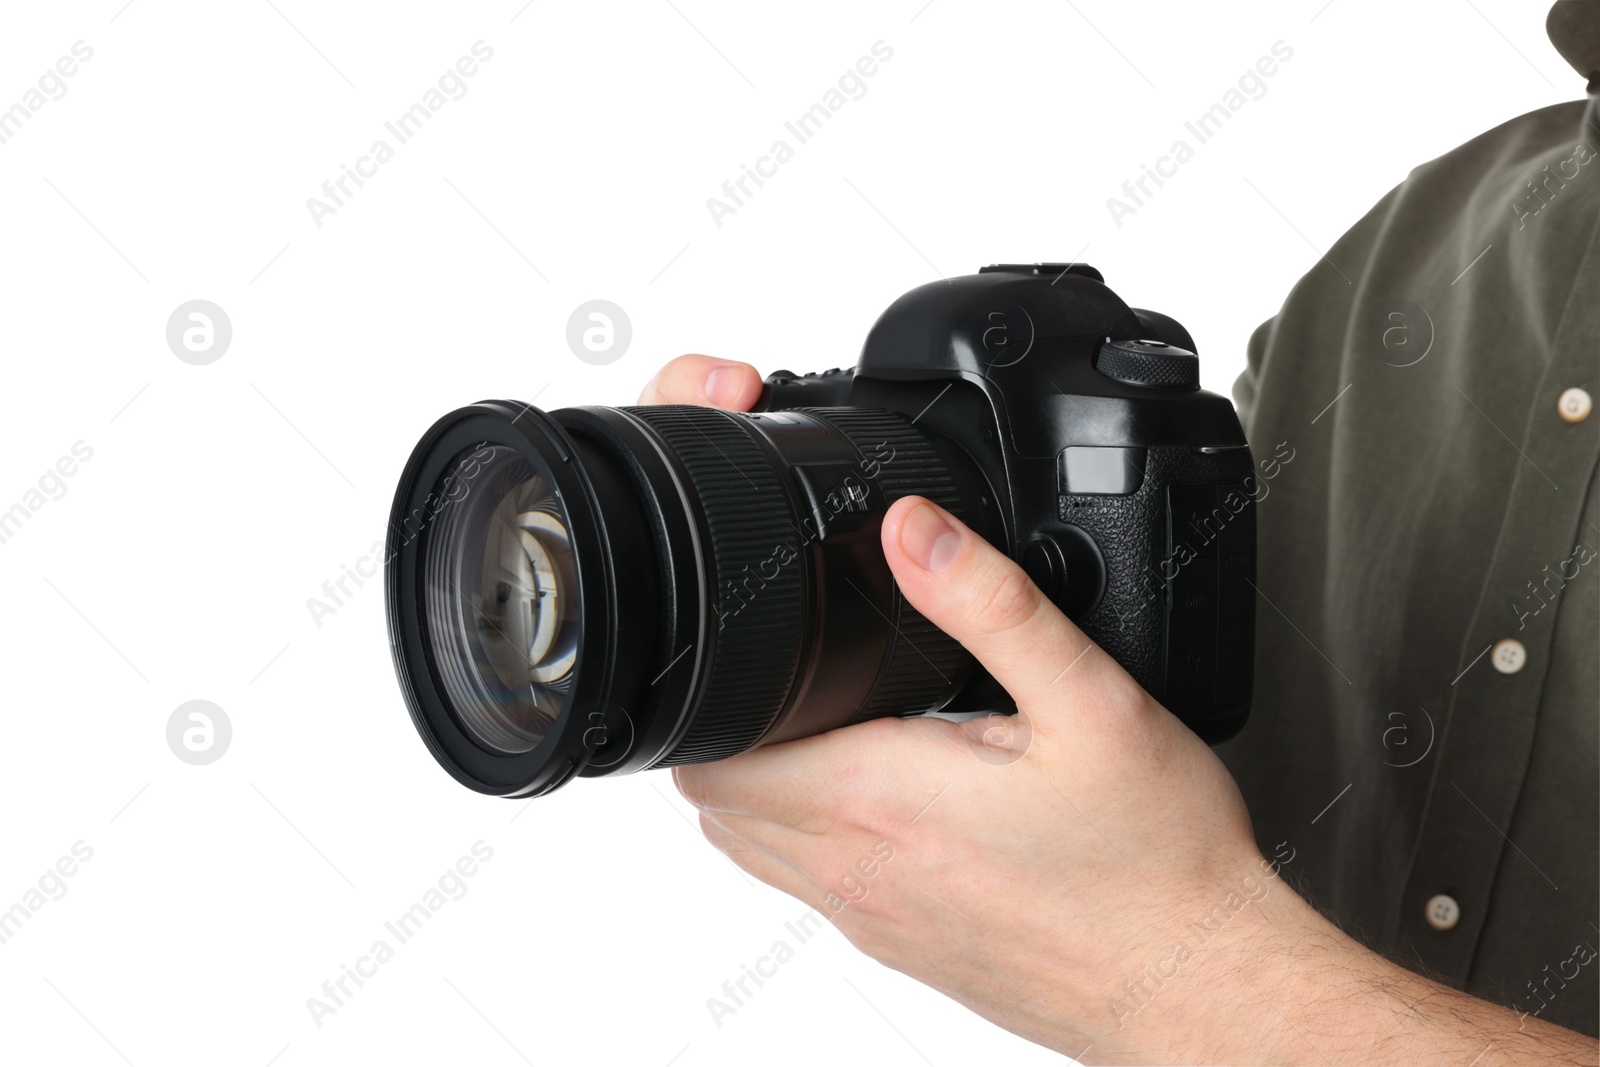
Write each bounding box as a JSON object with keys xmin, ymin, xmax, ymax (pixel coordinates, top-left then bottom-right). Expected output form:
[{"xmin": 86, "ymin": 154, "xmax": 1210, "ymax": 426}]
[{"xmin": 1062, "ymin": 445, "xmax": 1256, "ymax": 743}]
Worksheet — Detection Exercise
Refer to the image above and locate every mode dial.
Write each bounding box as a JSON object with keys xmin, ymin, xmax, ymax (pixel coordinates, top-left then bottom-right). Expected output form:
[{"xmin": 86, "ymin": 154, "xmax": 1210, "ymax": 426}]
[{"xmin": 1094, "ymin": 338, "xmax": 1200, "ymax": 391}]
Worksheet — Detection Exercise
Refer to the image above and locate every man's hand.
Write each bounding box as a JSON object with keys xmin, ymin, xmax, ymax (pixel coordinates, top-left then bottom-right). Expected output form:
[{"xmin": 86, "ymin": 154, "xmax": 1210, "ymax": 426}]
[{"xmin": 642, "ymin": 355, "xmax": 1599, "ymax": 1066}]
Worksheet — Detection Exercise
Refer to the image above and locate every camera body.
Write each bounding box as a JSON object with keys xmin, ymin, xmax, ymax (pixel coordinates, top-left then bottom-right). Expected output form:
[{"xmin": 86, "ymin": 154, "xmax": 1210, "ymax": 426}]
[
  {"xmin": 755, "ymin": 263, "xmax": 1255, "ymax": 741},
  {"xmin": 387, "ymin": 261, "xmax": 1258, "ymax": 800}
]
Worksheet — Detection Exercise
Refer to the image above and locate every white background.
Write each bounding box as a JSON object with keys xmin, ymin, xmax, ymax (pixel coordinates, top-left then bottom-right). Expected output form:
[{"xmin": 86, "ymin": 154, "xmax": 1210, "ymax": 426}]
[{"xmin": 0, "ymin": 1, "xmax": 1581, "ymax": 1064}]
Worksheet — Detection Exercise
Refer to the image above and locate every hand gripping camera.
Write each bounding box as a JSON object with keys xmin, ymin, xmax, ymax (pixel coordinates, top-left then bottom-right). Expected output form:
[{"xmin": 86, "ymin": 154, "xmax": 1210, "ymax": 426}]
[{"xmin": 387, "ymin": 263, "xmax": 1256, "ymax": 797}]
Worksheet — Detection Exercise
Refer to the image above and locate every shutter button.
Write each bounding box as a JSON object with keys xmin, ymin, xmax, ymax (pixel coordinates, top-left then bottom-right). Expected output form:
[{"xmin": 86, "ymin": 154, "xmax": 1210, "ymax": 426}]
[
  {"xmin": 1491, "ymin": 638, "xmax": 1527, "ymax": 674},
  {"xmin": 1425, "ymin": 894, "xmax": 1461, "ymax": 931}
]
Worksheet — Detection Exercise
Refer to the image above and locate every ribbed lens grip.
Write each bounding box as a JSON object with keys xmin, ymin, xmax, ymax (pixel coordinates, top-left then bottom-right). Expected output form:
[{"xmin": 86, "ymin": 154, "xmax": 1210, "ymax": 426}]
[
  {"xmin": 805, "ymin": 409, "xmax": 970, "ymax": 724},
  {"xmin": 625, "ymin": 406, "xmax": 805, "ymax": 765}
]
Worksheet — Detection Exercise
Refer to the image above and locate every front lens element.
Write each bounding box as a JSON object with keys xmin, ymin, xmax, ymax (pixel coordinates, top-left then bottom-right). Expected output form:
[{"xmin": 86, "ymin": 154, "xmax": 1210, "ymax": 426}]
[{"xmin": 422, "ymin": 444, "xmax": 580, "ymax": 755}]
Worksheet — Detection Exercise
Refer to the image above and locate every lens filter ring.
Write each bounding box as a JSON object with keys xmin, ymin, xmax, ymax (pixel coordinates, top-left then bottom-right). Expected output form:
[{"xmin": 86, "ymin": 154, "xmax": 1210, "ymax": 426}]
[{"xmin": 387, "ymin": 402, "xmax": 622, "ymax": 797}]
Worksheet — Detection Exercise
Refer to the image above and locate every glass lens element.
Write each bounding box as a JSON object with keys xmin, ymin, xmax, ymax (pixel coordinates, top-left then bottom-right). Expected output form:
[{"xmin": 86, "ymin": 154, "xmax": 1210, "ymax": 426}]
[{"xmin": 422, "ymin": 445, "xmax": 580, "ymax": 754}]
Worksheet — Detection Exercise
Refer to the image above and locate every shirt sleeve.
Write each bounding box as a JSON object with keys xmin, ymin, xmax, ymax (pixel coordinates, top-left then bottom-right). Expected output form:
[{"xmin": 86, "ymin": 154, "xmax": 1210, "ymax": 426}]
[{"xmin": 1231, "ymin": 315, "xmax": 1278, "ymax": 438}]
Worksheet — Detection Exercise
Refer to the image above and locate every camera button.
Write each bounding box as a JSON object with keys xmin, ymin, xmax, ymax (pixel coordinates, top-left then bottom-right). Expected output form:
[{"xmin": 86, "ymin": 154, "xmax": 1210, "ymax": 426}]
[{"xmin": 1095, "ymin": 338, "xmax": 1200, "ymax": 391}]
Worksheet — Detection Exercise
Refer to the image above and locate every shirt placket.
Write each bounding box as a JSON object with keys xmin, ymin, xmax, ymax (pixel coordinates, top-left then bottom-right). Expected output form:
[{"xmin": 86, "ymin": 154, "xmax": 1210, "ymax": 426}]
[{"xmin": 1391, "ymin": 208, "xmax": 1600, "ymax": 979}]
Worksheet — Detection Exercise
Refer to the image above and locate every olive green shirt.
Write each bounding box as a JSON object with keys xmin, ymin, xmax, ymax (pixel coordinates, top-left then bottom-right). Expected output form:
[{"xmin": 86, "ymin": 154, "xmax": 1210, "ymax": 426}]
[{"xmin": 1218, "ymin": 13, "xmax": 1600, "ymax": 1035}]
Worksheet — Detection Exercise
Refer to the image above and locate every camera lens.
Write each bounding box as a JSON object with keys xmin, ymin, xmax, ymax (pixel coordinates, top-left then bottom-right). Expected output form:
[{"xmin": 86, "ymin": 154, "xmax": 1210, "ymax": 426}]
[
  {"xmin": 388, "ymin": 401, "xmax": 998, "ymax": 798},
  {"xmin": 421, "ymin": 445, "xmax": 579, "ymax": 755}
]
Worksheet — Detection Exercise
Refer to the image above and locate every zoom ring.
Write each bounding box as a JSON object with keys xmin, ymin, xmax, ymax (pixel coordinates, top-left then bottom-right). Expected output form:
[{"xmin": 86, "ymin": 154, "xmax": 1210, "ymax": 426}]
[
  {"xmin": 626, "ymin": 406, "xmax": 806, "ymax": 766},
  {"xmin": 804, "ymin": 409, "xmax": 972, "ymax": 724}
]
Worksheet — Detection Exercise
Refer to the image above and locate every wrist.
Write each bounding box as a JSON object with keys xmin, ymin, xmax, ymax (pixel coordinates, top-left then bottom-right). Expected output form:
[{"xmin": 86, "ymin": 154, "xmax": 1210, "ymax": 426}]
[
  {"xmin": 1192, "ymin": 877, "xmax": 1374, "ymax": 1063},
  {"xmin": 1099, "ymin": 852, "xmax": 1371, "ymax": 1064},
  {"xmin": 1158, "ymin": 872, "xmax": 1554, "ymax": 1066}
]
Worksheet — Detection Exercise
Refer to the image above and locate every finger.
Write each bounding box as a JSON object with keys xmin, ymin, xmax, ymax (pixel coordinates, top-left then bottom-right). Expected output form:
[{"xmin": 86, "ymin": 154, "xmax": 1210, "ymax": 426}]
[
  {"xmin": 637, "ymin": 354, "xmax": 762, "ymax": 409},
  {"xmin": 705, "ymin": 810, "xmax": 894, "ymax": 909},
  {"xmin": 671, "ymin": 733, "xmax": 844, "ymax": 833},
  {"xmin": 701, "ymin": 808, "xmax": 832, "ymax": 876},
  {"xmin": 880, "ymin": 496, "xmax": 1129, "ymax": 718},
  {"xmin": 698, "ymin": 812, "xmax": 830, "ymax": 904},
  {"xmin": 672, "ymin": 717, "xmax": 958, "ymax": 830}
]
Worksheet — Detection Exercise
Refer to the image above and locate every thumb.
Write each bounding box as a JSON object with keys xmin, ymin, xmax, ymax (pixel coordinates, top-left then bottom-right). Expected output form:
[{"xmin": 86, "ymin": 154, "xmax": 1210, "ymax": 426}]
[{"xmin": 880, "ymin": 496, "xmax": 1126, "ymax": 718}]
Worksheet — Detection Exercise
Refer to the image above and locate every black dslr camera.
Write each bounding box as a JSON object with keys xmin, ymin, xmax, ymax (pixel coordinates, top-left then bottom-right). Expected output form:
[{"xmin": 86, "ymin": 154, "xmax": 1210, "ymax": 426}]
[{"xmin": 387, "ymin": 264, "xmax": 1256, "ymax": 798}]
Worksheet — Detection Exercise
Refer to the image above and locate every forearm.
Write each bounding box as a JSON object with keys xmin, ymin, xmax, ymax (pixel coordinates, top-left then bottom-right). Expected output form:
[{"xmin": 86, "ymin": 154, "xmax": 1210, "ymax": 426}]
[{"xmin": 1151, "ymin": 883, "xmax": 1599, "ymax": 1066}]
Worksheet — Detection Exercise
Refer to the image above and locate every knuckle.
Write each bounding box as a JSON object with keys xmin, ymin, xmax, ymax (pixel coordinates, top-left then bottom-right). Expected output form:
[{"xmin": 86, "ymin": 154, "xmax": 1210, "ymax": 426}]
[
  {"xmin": 838, "ymin": 919, "xmax": 898, "ymax": 967},
  {"xmin": 841, "ymin": 715, "xmax": 904, "ymax": 749},
  {"xmin": 967, "ymin": 564, "xmax": 1044, "ymax": 639}
]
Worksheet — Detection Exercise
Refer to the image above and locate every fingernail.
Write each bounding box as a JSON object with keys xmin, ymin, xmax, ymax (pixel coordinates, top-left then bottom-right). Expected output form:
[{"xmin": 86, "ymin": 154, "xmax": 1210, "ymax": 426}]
[
  {"xmin": 900, "ymin": 502, "xmax": 962, "ymax": 571},
  {"xmin": 705, "ymin": 366, "xmax": 740, "ymax": 407}
]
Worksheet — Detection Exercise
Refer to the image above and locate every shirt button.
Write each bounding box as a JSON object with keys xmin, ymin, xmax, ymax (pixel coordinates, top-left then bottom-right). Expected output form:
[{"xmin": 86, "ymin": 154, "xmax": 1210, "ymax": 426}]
[
  {"xmin": 1558, "ymin": 387, "xmax": 1592, "ymax": 423},
  {"xmin": 1491, "ymin": 637, "xmax": 1527, "ymax": 674},
  {"xmin": 1426, "ymin": 894, "xmax": 1461, "ymax": 931}
]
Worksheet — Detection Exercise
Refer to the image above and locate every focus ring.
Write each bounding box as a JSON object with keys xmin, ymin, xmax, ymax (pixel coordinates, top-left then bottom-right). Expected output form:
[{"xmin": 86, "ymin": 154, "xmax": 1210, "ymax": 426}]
[
  {"xmin": 625, "ymin": 406, "xmax": 805, "ymax": 765},
  {"xmin": 804, "ymin": 409, "xmax": 972, "ymax": 723}
]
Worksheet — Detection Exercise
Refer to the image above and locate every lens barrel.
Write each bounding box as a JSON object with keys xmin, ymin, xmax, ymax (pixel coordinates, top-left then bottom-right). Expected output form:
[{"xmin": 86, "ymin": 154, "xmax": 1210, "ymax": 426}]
[{"xmin": 388, "ymin": 400, "xmax": 995, "ymax": 797}]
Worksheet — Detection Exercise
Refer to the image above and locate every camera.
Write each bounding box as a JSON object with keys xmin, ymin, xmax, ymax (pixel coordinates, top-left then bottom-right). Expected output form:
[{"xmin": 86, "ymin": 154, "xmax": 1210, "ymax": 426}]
[{"xmin": 386, "ymin": 263, "xmax": 1256, "ymax": 798}]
